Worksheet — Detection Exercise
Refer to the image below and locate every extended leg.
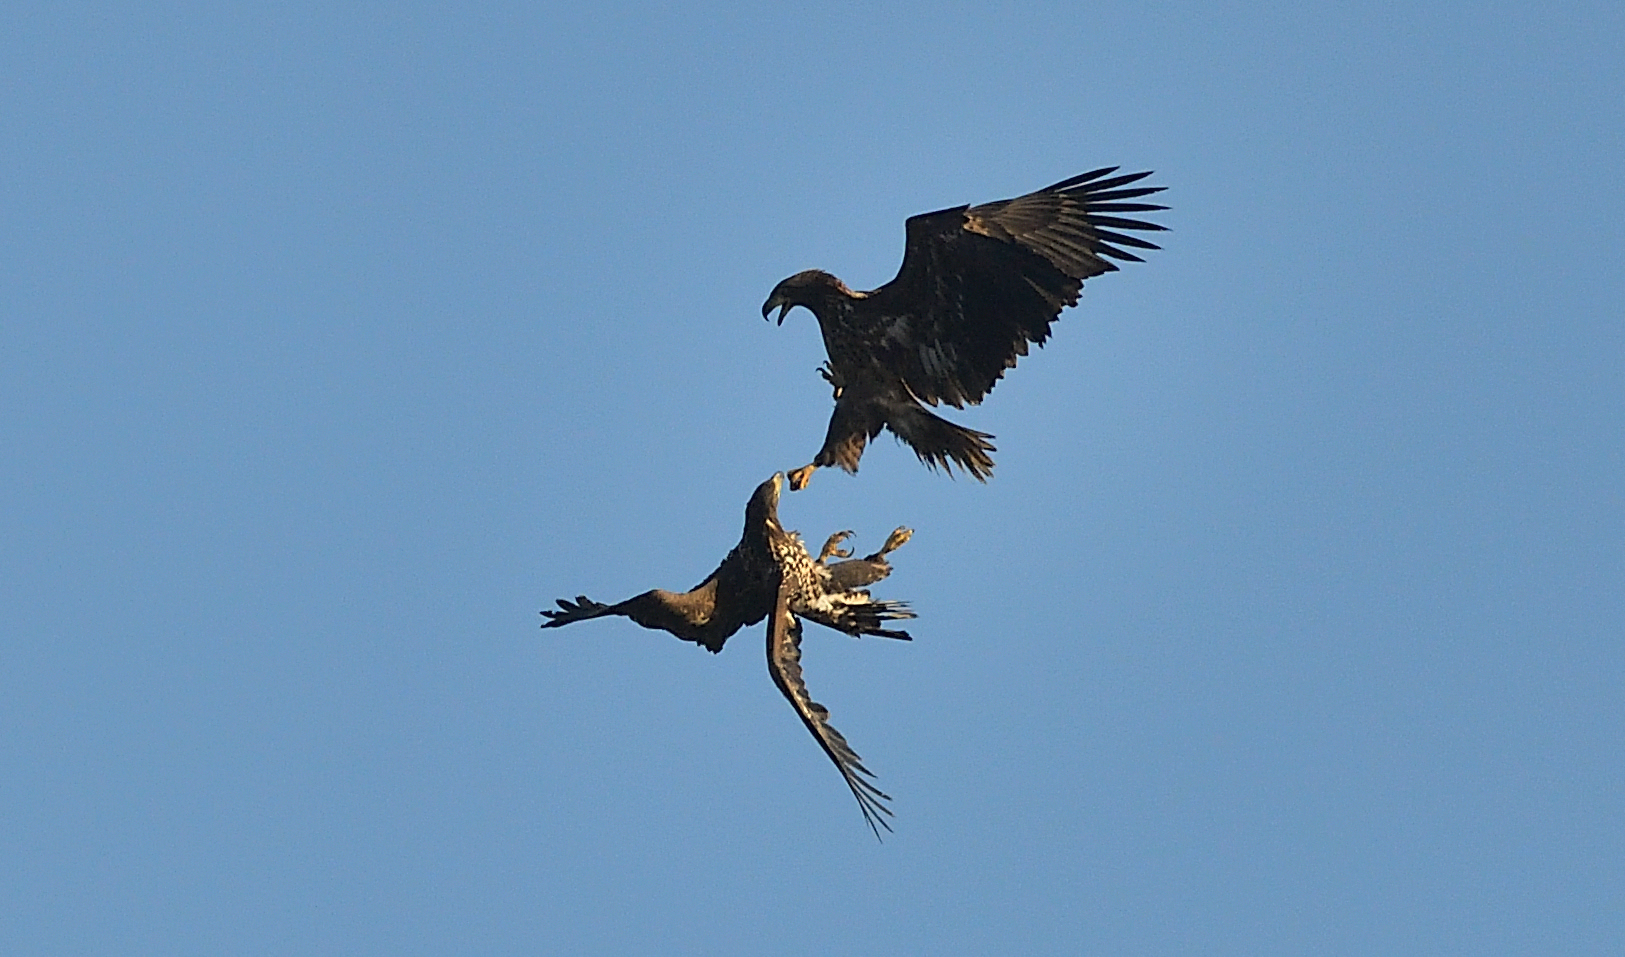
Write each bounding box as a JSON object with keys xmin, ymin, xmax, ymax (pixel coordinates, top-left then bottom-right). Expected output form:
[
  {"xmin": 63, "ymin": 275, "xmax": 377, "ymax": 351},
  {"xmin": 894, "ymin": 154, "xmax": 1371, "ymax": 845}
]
[
  {"xmin": 865, "ymin": 526, "xmax": 913, "ymax": 560},
  {"xmin": 795, "ymin": 398, "xmax": 879, "ymax": 490}
]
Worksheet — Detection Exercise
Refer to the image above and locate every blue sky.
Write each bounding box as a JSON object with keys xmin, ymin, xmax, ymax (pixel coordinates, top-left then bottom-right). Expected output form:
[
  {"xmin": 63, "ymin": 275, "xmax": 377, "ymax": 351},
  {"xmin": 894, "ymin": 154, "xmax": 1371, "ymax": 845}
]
[{"xmin": 3, "ymin": 1, "xmax": 1621, "ymax": 954}]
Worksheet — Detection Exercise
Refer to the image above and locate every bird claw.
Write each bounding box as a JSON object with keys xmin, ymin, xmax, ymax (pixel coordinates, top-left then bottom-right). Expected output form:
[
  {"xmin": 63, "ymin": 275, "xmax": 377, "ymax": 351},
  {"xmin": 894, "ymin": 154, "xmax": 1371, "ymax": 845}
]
[
  {"xmin": 817, "ymin": 361, "xmax": 844, "ymax": 399},
  {"xmin": 877, "ymin": 526, "xmax": 913, "ymax": 556},
  {"xmin": 817, "ymin": 530, "xmax": 856, "ymax": 563},
  {"xmin": 787, "ymin": 464, "xmax": 816, "ymax": 491}
]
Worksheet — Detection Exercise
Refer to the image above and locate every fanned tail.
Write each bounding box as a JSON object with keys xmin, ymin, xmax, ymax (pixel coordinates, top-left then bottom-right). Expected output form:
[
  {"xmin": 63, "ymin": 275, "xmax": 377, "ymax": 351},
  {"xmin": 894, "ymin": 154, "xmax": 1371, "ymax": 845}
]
[
  {"xmin": 887, "ymin": 400, "xmax": 996, "ymax": 481},
  {"xmin": 854, "ymin": 599, "xmax": 916, "ymax": 640},
  {"xmin": 811, "ymin": 597, "xmax": 916, "ymax": 641}
]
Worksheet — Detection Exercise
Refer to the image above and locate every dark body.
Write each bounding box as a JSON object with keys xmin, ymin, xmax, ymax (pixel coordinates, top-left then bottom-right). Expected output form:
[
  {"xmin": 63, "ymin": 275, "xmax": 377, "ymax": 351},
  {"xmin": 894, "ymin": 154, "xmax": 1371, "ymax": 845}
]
[
  {"xmin": 542, "ymin": 474, "xmax": 914, "ymax": 836},
  {"xmin": 763, "ymin": 166, "xmax": 1168, "ymax": 489}
]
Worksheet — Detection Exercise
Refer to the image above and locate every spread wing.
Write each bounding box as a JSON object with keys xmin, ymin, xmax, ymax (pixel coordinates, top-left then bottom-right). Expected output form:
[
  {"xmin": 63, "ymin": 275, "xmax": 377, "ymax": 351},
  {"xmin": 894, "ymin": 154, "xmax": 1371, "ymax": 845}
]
[
  {"xmin": 538, "ymin": 576, "xmax": 754, "ymax": 655},
  {"xmin": 765, "ymin": 584, "xmax": 894, "ymax": 838},
  {"xmin": 863, "ymin": 167, "xmax": 1167, "ymax": 409}
]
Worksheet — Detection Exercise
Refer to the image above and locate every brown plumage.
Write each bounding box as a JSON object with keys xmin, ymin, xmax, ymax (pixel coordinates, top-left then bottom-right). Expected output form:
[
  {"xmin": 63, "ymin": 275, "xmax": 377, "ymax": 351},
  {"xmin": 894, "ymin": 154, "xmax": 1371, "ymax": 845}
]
[
  {"xmin": 763, "ymin": 167, "xmax": 1168, "ymax": 489},
  {"xmin": 541, "ymin": 474, "xmax": 915, "ymax": 837}
]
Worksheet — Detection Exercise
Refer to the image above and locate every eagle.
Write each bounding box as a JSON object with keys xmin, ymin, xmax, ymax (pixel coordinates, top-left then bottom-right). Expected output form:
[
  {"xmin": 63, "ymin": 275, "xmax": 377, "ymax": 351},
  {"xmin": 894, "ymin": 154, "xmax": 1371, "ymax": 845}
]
[
  {"xmin": 541, "ymin": 473, "xmax": 915, "ymax": 837},
  {"xmin": 762, "ymin": 166, "xmax": 1168, "ymax": 489}
]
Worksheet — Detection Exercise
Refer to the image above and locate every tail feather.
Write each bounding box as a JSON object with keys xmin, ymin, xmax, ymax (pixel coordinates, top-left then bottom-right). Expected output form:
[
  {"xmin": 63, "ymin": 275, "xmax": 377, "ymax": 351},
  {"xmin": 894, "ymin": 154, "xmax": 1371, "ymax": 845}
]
[
  {"xmin": 809, "ymin": 597, "xmax": 916, "ymax": 640},
  {"xmin": 887, "ymin": 401, "xmax": 996, "ymax": 481}
]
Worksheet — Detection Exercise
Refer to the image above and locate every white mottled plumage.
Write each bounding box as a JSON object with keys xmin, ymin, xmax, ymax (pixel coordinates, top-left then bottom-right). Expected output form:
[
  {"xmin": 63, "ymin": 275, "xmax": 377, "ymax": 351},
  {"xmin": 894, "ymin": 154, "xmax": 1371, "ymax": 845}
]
[{"xmin": 543, "ymin": 474, "xmax": 914, "ymax": 838}]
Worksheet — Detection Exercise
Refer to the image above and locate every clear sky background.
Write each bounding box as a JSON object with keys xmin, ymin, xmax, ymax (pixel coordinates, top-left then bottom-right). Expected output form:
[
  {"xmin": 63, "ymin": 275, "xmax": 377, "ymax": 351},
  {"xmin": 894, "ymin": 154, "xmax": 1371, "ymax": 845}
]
[{"xmin": 4, "ymin": 1, "xmax": 1621, "ymax": 954}]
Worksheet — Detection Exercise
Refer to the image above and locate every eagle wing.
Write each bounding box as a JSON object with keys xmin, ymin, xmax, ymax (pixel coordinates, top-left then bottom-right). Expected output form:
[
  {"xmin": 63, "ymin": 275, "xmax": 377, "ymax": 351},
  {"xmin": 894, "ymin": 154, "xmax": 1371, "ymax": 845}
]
[
  {"xmin": 863, "ymin": 167, "xmax": 1167, "ymax": 409},
  {"xmin": 538, "ymin": 574, "xmax": 756, "ymax": 655},
  {"xmin": 765, "ymin": 583, "xmax": 894, "ymax": 838}
]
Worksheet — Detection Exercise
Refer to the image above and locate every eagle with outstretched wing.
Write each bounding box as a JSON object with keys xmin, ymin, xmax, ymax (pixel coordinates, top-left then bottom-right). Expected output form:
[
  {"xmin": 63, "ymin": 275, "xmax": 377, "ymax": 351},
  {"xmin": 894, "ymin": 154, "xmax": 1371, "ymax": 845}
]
[
  {"xmin": 763, "ymin": 167, "xmax": 1168, "ymax": 489},
  {"xmin": 541, "ymin": 473, "xmax": 915, "ymax": 837}
]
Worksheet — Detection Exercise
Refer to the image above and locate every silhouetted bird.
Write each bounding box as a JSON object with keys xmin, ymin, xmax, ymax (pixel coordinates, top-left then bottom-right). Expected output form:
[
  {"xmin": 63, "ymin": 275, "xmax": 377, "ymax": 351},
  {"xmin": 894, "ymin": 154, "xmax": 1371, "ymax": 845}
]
[
  {"xmin": 542, "ymin": 473, "xmax": 914, "ymax": 836},
  {"xmin": 764, "ymin": 167, "xmax": 1167, "ymax": 489}
]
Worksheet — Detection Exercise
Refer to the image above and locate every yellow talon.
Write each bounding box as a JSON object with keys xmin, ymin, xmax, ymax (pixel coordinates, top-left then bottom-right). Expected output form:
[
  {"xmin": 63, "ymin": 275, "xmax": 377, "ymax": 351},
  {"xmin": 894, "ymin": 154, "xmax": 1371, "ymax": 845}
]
[
  {"xmin": 787, "ymin": 464, "xmax": 817, "ymax": 491},
  {"xmin": 879, "ymin": 527, "xmax": 913, "ymax": 555}
]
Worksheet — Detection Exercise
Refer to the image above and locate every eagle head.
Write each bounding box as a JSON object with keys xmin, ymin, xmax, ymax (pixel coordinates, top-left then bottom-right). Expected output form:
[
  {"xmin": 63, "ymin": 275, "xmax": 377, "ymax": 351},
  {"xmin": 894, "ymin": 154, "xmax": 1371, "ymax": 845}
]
[
  {"xmin": 762, "ymin": 269, "xmax": 849, "ymax": 325},
  {"xmin": 745, "ymin": 473, "xmax": 785, "ymax": 530}
]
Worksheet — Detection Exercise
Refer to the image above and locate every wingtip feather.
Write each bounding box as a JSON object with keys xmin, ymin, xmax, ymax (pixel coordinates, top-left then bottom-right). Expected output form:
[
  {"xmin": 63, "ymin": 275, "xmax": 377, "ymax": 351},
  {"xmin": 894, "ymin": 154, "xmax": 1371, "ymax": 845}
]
[{"xmin": 1044, "ymin": 166, "xmax": 1120, "ymax": 191}]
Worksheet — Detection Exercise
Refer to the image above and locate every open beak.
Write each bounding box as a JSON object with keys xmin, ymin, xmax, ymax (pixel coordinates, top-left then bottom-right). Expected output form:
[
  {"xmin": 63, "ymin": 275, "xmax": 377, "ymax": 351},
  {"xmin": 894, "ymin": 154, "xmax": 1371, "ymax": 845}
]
[{"xmin": 762, "ymin": 296, "xmax": 791, "ymax": 325}]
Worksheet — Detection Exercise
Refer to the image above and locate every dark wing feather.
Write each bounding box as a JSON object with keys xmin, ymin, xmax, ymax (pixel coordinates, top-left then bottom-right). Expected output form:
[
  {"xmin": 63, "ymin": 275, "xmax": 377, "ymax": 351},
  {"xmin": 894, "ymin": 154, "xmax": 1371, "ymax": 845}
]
[
  {"xmin": 539, "ymin": 577, "xmax": 750, "ymax": 654},
  {"xmin": 862, "ymin": 168, "xmax": 1167, "ymax": 408},
  {"xmin": 540, "ymin": 595, "xmax": 616, "ymax": 628},
  {"xmin": 766, "ymin": 585, "xmax": 894, "ymax": 838}
]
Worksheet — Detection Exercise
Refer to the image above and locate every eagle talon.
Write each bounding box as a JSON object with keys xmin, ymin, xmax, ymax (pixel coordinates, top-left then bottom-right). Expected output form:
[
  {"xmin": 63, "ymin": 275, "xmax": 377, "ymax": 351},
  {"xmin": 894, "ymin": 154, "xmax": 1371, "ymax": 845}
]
[
  {"xmin": 787, "ymin": 464, "xmax": 817, "ymax": 491},
  {"xmin": 817, "ymin": 531, "xmax": 855, "ymax": 563},
  {"xmin": 817, "ymin": 361, "xmax": 844, "ymax": 399},
  {"xmin": 876, "ymin": 526, "xmax": 913, "ymax": 557}
]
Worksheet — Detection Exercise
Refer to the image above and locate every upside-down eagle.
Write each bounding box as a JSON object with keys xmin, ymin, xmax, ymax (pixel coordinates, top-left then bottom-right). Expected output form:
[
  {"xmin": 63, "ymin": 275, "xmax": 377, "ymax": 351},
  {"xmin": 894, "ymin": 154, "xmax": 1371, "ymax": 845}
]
[
  {"xmin": 541, "ymin": 473, "xmax": 915, "ymax": 837},
  {"xmin": 763, "ymin": 167, "xmax": 1168, "ymax": 489}
]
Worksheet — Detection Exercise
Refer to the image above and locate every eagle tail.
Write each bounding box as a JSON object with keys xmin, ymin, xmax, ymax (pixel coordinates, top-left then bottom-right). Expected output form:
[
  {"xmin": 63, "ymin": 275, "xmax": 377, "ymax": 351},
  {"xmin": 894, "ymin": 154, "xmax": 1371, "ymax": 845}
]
[
  {"xmin": 855, "ymin": 598, "xmax": 915, "ymax": 640},
  {"xmin": 812, "ymin": 597, "xmax": 916, "ymax": 640},
  {"xmin": 887, "ymin": 402, "xmax": 996, "ymax": 482}
]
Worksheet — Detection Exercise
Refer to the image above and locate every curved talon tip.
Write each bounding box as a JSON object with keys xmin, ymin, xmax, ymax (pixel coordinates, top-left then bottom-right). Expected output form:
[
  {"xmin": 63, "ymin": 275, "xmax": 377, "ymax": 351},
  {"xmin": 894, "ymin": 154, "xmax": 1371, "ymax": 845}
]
[{"xmin": 817, "ymin": 529, "xmax": 857, "ymax": 563}]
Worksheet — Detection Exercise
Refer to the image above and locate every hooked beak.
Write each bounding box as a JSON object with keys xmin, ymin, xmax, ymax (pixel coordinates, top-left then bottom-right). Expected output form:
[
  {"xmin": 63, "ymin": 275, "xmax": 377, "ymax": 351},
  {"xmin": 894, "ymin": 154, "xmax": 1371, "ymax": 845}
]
[
  {"xmin": 762, "ymin": 295, "xmax": 791, "ymax": 325},
  {"xmin": 766, "ymin": 472, "xmax": 784, "ymax": 521}
]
